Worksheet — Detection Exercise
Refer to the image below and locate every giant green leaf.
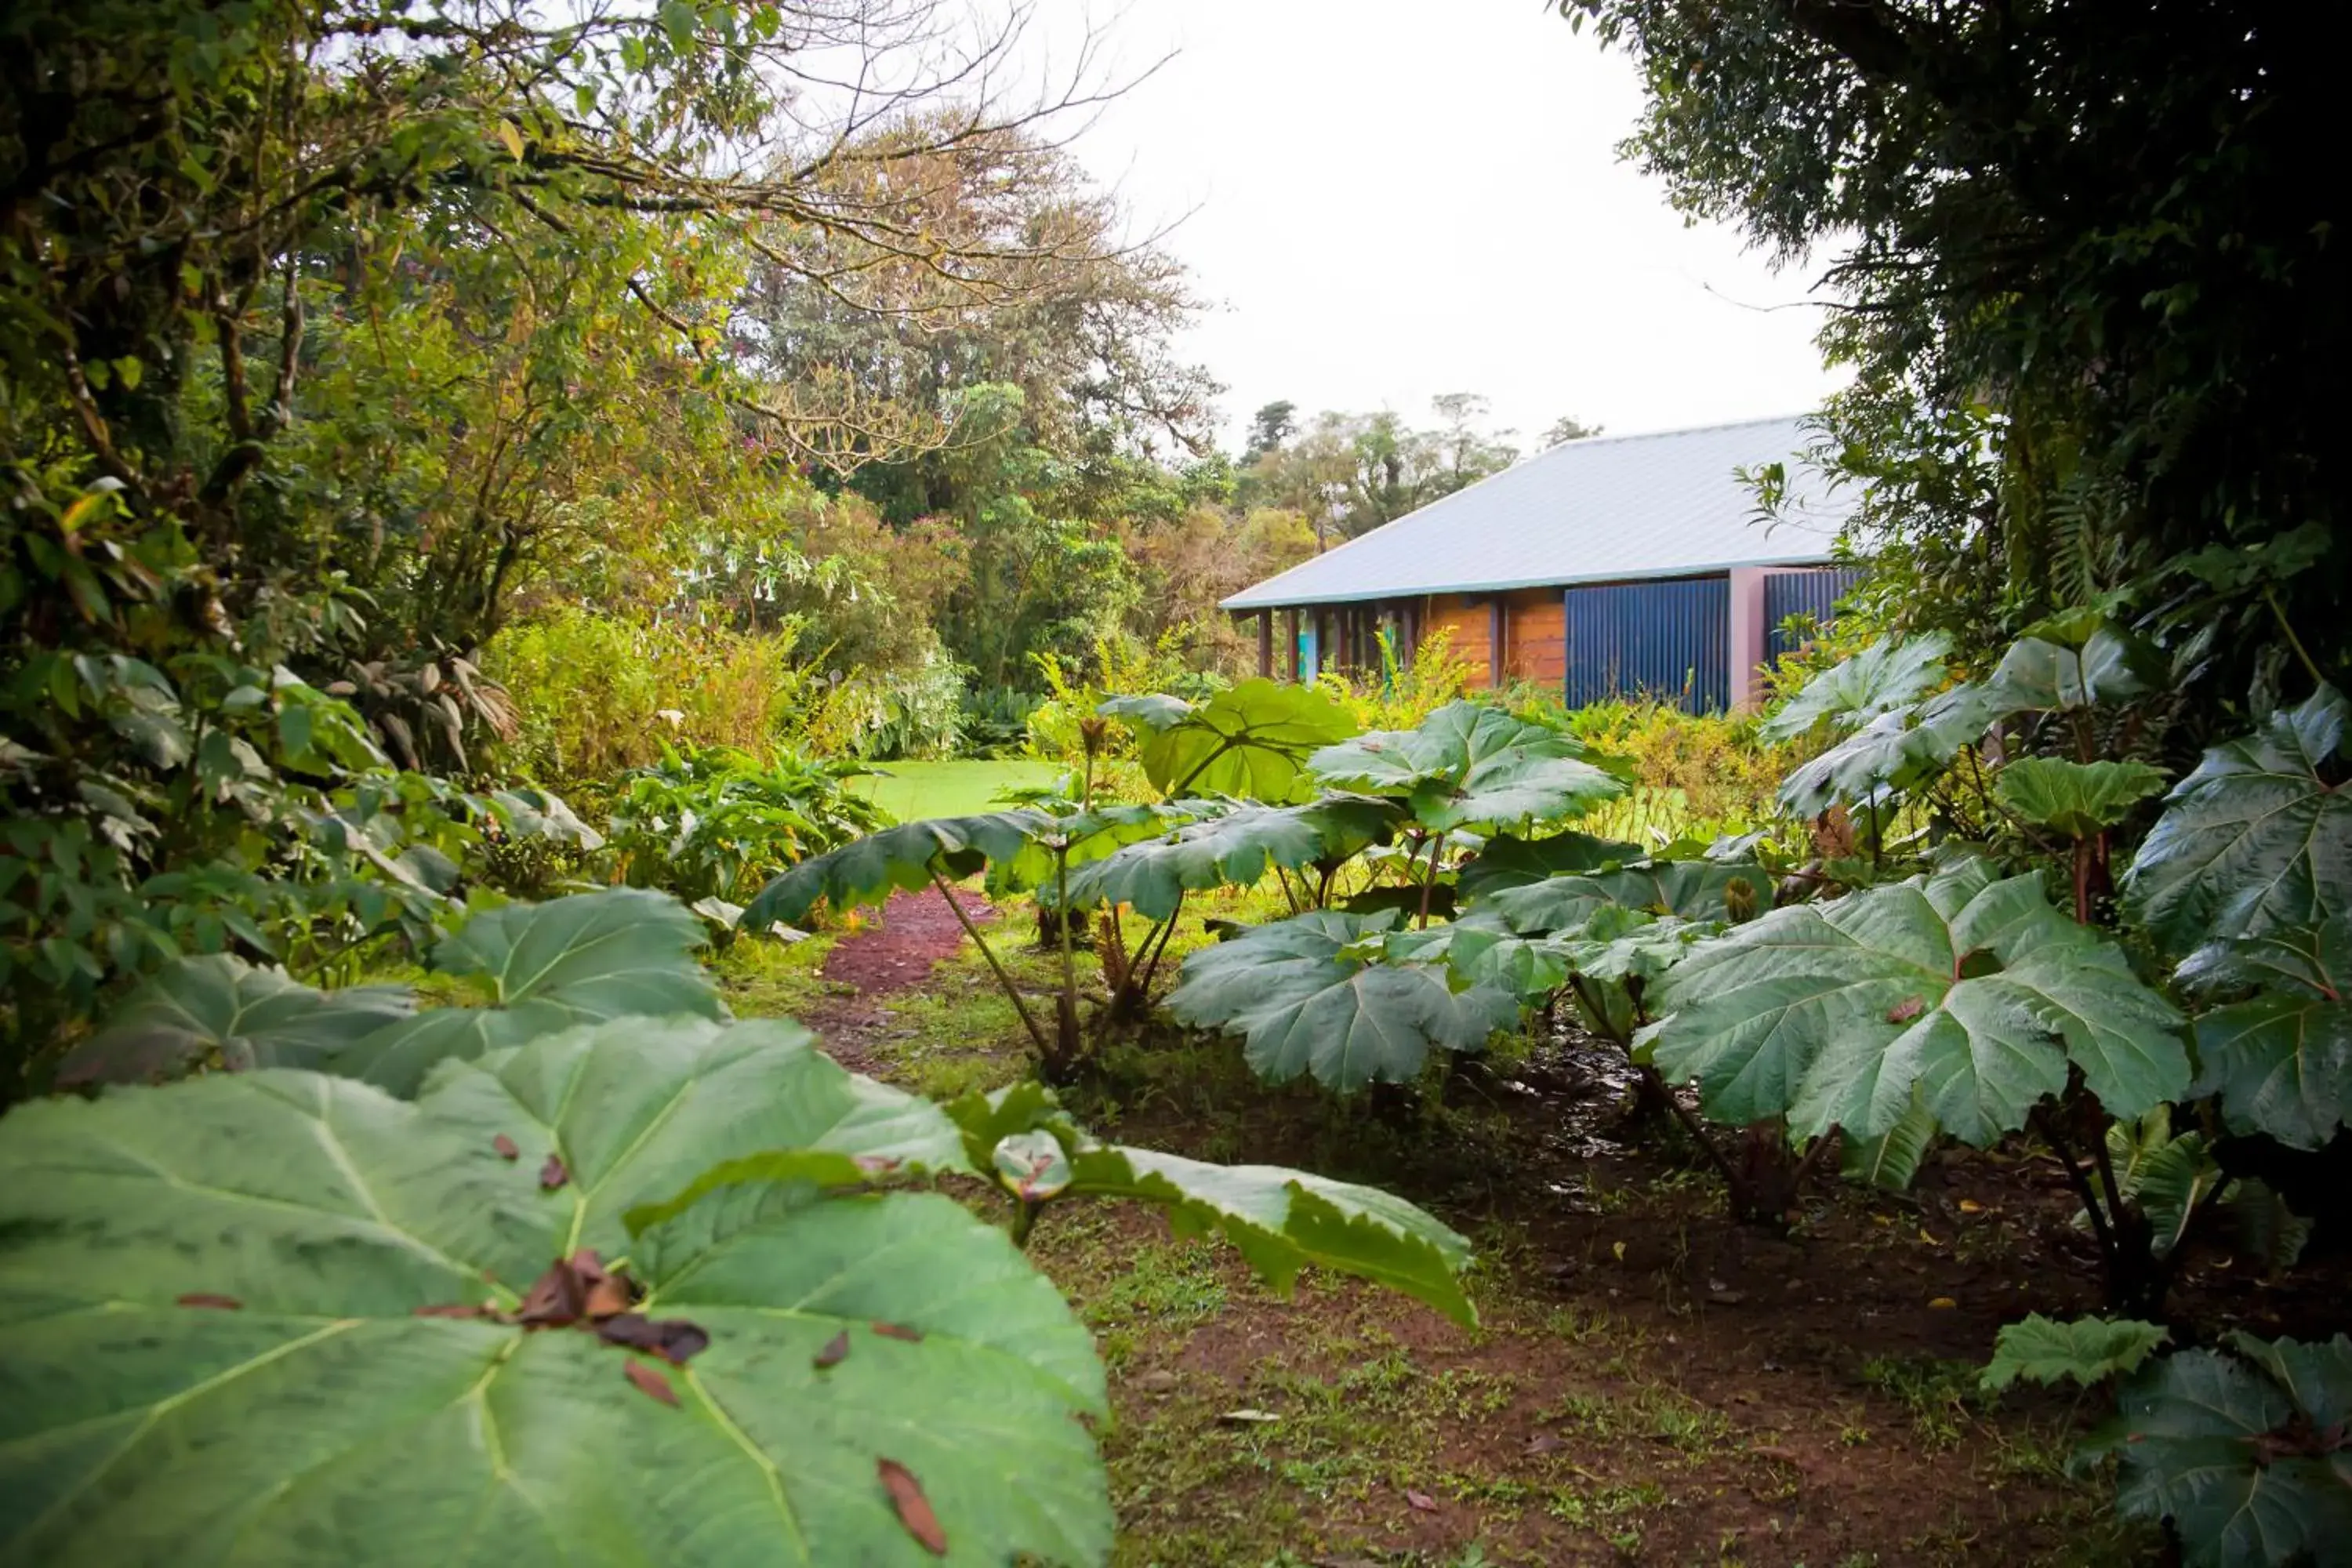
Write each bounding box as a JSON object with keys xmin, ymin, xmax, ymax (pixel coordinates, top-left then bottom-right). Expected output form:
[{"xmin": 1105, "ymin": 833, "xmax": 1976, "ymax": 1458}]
[
  {"xmin": 1478, "ymin": 858, "xmax": 1775, "ymax": 936},
  {"xmin": 1548, "ymin": 906, "xmax": 1722, "ymax": 992},
  {"xmin": 1840, "ymin": 1088, "xmax": 1940, "ymax": 1191},
  {"xmin": 1982, "ymin": 622, "xmax": 2161, "ymax": 712},
  {"xmin": 630, "ymin": 1077, "xmax": 1483, "ymax": 1330},
  {"xmin": 1166, "ymin": 909, "xmax": 1520, "ymax": 1091},
  {"xmin": 1382, "ymin": 913, "xmax": 1570, "ymax": 1006},
  {"xmin": 1994, "ymin": 757, "xmax": 2169, "ymax": 838},
  {"xmin": 0, "ymin": 1023, "xmax": 1111, "ymax": 1566},
  {"xmin": 2122, "ymin": 684, "xmax": 2352, "ymax": 954},
  {"xmin": 59, "ymin": 955, "xmax": 414, "ymax": 1087},
  {"xmin": 1760, "ymin": 632, "xmax": 1951, "ymax": 741},
  {"xmin": 419, "ymin": 1016, "xmax": 974, "ymax": 1247},
  {"xmin": 1308, "ymin": 700, "xmax": 1624, "ymax": 833},
  {"xmin": 340, "ymin": 888, "xmax": 725, "ymax": 1096},
  {"xmin": 1453, "ymin": 829, "xmax": 1645, "ymax": 902},
  {"xmin": 2086, "ymin": 1333, "xmax": 2352, "ymax": 1568},
  {"xmin": 1058, "ymin": 800, "xmax": 1399, "ymax": 920},
  {"xmin": 2176, "ymin": 918, "xmax": 2352, "ymax": 1150},
  {"xmin": 1777, "ymin": 682, "xmax": 2002, "ymax": 816},
  {"xmin": 2100, "ymin": 1110, "xmax": 2224, "ymax": 1259},
  {"xmin": 1094, "ymin": 691, "xmax": 1193, "ymax": 733},
  {"xmin": 742, "ymin": 809, "xmax": 1054, "ymax": 926},
  {"xmin": 1642, "ymin": 861, "xmax": 2189, "ymax": 1144},
  {"xmin": 956, "ymin": 1086, "xmax": 1472, "ymax": 1323},
  {"xmin": 1542, "ymin": 908, "xmax": 1723, "ymax": 1045},
  {"xmin": 1113, "ymin": 679, "xmax": 1357, "ymax": 800},
  {"xmin": 1061, "ymin": 1145, "xmax": 1476, "ymax": 1325},
  {"xmin": 1981, "ymin": 1314, "xmax": 2169, "ymax": 1392}
]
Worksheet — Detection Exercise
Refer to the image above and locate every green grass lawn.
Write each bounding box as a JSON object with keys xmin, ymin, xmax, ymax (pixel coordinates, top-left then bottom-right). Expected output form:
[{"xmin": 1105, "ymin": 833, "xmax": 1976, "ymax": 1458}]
[{"xmin": 847, "ymin": 757, "xmax": 1069, "ymax": 823}]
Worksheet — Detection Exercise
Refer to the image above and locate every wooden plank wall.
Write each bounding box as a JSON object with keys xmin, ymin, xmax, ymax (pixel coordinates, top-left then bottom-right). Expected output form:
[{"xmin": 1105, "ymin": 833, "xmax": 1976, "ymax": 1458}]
[
  {"xmin": 1420, "ymin": 594, "xmax": 1494, "ymax": 687},
  {"xmin": 1502, "ymin": 589, "xmax": 1565, "ymax": 684}
]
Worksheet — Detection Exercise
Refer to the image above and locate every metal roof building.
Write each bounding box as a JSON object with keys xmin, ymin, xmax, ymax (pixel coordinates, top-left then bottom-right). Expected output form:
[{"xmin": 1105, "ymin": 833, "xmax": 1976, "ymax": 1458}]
[{"xmin": 1221, "ymin": 415, "xmax": 1861, "ymax": 711}]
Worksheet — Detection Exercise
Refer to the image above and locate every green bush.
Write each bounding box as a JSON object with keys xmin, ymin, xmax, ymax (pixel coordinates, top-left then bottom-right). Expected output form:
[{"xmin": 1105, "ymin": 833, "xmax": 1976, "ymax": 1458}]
[
  {"xmin": 604, "ymin": 743, "xmax": 887, "ymax": 909},
  {"xmin": 485, "ymin": 605, "xmax": 822, "ymax": 782}
]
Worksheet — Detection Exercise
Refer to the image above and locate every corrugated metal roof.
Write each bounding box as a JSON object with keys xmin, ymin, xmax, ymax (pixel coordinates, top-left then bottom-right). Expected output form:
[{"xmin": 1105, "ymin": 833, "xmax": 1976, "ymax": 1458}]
[{"xmin": 1221, "ymin": 415, "xmax": 1854, "ymax": 611}]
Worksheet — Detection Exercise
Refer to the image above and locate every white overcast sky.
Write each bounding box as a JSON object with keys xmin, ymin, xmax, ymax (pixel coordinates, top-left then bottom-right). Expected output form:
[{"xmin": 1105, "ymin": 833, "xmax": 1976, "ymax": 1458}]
[{"xmin": 1013, "ymin": 0, "xmax": 1846, "ymax": 452}]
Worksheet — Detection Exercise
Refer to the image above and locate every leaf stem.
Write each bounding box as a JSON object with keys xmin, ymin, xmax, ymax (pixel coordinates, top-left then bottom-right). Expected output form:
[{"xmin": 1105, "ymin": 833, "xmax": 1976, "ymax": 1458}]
[
  {"xmin": 1054, "ymin": 844, "xmax": 1080, "ymax": 1069},
  {"xmin": 1134, "ymin": 893, "xmax": 1185, "ymax": 998},
  {"xmin": 2267, "ymin": 587, "xmax": 2327, "ymax": 689},
  {"xmin": 1640, "ymin": 1065, "xmax": 1746, "ymax": 1194},
  {"xmin": 1417, "ymin": 832, "xmax": 1446, "ymax": 929},
  {"xmin": 2032, "ymin": 1104, "xmax": 2118, "ymax": 1265},
  {"xmin": 927, "ymin": 862, "xmax": 1050, "ymax": 1057}
]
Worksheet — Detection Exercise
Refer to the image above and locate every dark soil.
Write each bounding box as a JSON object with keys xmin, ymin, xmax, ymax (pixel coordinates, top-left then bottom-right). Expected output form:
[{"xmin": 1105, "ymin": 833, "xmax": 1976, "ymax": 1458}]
[{"xmin": 797, "ymin": 884, "xmax": 999, "ymax": 1070}]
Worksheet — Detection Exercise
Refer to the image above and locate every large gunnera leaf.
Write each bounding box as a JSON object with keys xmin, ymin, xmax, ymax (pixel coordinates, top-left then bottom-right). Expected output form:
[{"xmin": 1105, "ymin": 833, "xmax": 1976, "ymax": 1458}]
[
  {"xmin": 60, "ymin": 955, "xmax": 415, "ymax": 1086},
  {"xmin": 1643, "ymin": 860, "xmax": 2189, "ymax": 1145},
  {"xmin": 742, "ymin": 808, "xmax": 1053, "ymax": 926},
  {"xmin": 1981, "ymin": 1315, "xmax": 2169, "ymax": 1392},
  {"xmin": 945, "ymin": 1082, "xmax": 1478, "ymax": 1323},
  {"xmin": 2082, "ymin": 1332, "xmax": 2352, "ymax": 1568},
  {"xmin": 2122, "ymin": 684, "xmax": 2352, "ymax": 954},
  {"xmin": 2176, "ymin": 917, "xmax": 2352, "ymax": 1150},
  {"xmin": 1106, "ymin": 678, "xmax": 1358, "ymax": 800},
  {"xmin": 1452, "ymin": 830, "xmax": 1645, "ymax": 901},
  {"xmin": 0, "ymin": 1018, "xmax": 1112, "ymax": 1567},
  {"xmin": 1993, "ymin": 757, "xmax": 2169, "ymax": 838},
  {"xmin": 1167, "ymin": 909, "xmax": 1519, "ymax": 1091},
  {"xmin": 342, "ymin": 888, "xmax": 724, "ymax": 1095},
  {"xmin": 1760, "ymin": 633, "xmax": 1952, "ymax": 741},
  {"xmin": 1777, "ymin": 683, "xmax": 2000, "ymax": 817},
  {"xmin": 1981, "ymin": 620, "xmax": 2161, "ymax": 713},
  {"xmin": 1058, "ymin": 799, "xmax": 1401, "ymax": 920},
  {"xmin": 1476, "ymin": 858, "xmax": 1775, "ymax": 936},
  {"xmin": 1308, "ymin": 700, "xmax": 1624, "ymax": 833},
  {"xmin": 1049, "ymin": 799, "xmax": 1392, "ymax": 921}
]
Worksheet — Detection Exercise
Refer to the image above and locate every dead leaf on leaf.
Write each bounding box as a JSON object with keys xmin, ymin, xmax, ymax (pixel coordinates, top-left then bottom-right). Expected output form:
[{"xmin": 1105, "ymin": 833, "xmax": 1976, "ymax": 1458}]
[
  {"xmin": 871, "ymin": 1320, "xmax": 924, "ymax": 1342},
  {"xmin": 1405, "ymin": 1488, "xmax": 1439, "ymax": 1512},
  {"xmin": 539, "ymin": 1153, "xmax": 569, "ymax": 1192},
  {"xmin": 622, "ymin": 1358, "xmax": 679, "ymax": 1407},
  {"xmin": 814, "ymin": 1330, "xmax": 851, "ymax": 1370},
  {"xmin": 877, "ymin": 1457, "xmax": 948, "ymax": 1556},
  {"xmin": 175, "ymin": 1292, "xmax": 241, "ymax": 1310},
  {"xmin": 517, "ymin": 1257, "xmax": 590, "ymax": 1327},
  {"xmin": 855, "ymin": 1154, "xmax": 902, "ymax": 1175},
  {"xmin": 595, "ymin": 1312, "xmax": 710, "ymax": 1365},
  {"xmin": 492, "ymin": 1134, "xmax": 520, "ymax": 1160},
  {"xmin": 584, "ymin": 1274, "xmax": 633, "ymax": 1319},
  {"xmin": 412, "ymin": 1302, "xmax": 498, "ymax": 1320}
]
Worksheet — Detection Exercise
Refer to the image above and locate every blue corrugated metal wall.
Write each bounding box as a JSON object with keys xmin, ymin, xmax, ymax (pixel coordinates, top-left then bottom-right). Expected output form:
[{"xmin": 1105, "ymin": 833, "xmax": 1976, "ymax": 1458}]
[
  {"xmin": 1765, "ymin": 568, "xmax": 1862, "ymax": 661},
  {"xmin": 1563, "ymin": 576, "xmax": 1730, "ymax": 713}
]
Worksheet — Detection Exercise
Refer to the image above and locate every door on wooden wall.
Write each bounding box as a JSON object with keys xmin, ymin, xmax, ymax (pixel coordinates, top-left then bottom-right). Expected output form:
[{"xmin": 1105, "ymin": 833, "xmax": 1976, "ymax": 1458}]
[
  {"xmin": 1562, "ymin": 576, "xmax": 1731, "ymax": 713},
  {"xmin": 1298, "ymin": 623, "xmax": 1319, "ymax": 682}
]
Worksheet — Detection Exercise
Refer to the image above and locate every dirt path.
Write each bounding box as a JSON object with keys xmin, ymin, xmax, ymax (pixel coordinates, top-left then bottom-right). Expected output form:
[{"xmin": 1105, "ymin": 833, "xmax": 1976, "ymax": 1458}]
[{"xmin": 798, "ymin": 883, "xmax": 996, "ymax": 1070}]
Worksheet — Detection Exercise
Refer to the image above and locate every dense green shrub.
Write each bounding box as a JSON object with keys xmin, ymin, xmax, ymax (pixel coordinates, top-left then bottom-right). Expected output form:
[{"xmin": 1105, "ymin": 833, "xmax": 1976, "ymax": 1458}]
[
  {"xmin": 604, "ymin": 744, "xmax": 887, "ymax": 913},
  {"xmin": 486, "ymin": 605, "xmax": 824, "ymax": 782}
]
